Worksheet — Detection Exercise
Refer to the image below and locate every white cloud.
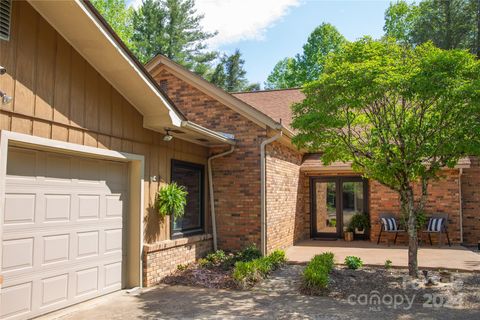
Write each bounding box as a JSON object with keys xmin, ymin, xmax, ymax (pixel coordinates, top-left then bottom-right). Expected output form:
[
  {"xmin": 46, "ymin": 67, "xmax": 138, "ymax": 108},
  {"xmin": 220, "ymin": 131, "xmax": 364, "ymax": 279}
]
[
  {"xmin": 128, "ymin": 0, "xmax": 300, "ymax": 48},
  {"xmin": 196, "ymin": 0, "xmax": 300, "ymax": 48}
]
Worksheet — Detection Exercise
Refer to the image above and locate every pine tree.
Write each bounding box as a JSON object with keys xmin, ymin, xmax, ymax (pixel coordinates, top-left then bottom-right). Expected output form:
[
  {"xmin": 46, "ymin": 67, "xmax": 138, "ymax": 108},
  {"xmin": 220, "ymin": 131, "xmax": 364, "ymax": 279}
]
[{"xmin": 131, "ymin": 0, "xmax": 217, "ymax": 75}]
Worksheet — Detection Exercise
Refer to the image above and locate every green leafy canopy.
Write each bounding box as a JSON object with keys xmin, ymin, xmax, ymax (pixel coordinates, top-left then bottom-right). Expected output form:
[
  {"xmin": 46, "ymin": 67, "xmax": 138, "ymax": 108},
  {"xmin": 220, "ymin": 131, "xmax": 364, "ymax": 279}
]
[
  {"xmin": 155, "ymin": 182, "xmax": 188, "ymax": 219},
  {"xmin": 292, "ymin": 37, "xmax": 480, "ymax": 192}
]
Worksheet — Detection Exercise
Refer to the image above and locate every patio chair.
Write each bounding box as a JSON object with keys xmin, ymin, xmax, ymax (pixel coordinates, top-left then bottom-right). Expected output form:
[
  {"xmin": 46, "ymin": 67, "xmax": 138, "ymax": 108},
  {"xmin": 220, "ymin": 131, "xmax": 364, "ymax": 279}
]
[
  {"xmin": 422, "ymin": 213, "xmax": 451, "ymax": 247},
  {"xmin": 377, "ymin": 213, "xmax": 406, "ymax": 245}
]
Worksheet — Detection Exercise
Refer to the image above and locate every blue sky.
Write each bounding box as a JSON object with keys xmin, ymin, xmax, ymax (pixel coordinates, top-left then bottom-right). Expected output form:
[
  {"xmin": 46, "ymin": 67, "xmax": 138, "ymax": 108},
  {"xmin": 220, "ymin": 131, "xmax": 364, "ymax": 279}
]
[
  {"xmin": 129, "ymin": 0, "xmax": 392, "ymax": 87},
  {"xmin": 217, "ymin": 1, "xmax": 391, "ymax": 86}
]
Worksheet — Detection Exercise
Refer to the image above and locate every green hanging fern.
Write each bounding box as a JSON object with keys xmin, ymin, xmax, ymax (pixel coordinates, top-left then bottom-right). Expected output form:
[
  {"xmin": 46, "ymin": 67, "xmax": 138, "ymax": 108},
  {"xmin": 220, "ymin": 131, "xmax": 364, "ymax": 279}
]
[{"xmin": 155, "ymin": 182, "xmax": 188, "ymax": 219}]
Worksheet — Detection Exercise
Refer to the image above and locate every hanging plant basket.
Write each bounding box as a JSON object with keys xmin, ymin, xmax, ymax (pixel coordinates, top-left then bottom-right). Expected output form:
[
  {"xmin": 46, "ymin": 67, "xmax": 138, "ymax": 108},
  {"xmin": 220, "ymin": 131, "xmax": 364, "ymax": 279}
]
[{"xmin": 155, "ymin": 182, "xmax": 188, "ymax": 219}]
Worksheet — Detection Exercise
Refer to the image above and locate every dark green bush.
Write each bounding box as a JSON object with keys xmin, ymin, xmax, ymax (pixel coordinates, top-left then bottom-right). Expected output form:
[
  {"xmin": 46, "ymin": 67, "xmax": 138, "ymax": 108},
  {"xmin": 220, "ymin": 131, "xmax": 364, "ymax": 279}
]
[
  {"xmin": 344, "ymin": 256, "xmax": 363, "ymax": 270},
  {"xmin": 301, "ymin": 252, "xmax": 335, "ymax": 295},
  {"xmin": 236, "ymin": 244, "xmax": 262, "ymax": 262}
]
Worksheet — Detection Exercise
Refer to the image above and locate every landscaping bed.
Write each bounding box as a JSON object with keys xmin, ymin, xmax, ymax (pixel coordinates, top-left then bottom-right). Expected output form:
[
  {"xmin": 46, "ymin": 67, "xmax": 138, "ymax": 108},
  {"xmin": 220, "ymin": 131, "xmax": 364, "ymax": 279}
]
[
  {"xmin": 277, "ymin": 251, "xmax": 479, "ymax": 310},
  {"xmin": 162, "ymin": 245, "xmax": 286, "ymax": 290}
]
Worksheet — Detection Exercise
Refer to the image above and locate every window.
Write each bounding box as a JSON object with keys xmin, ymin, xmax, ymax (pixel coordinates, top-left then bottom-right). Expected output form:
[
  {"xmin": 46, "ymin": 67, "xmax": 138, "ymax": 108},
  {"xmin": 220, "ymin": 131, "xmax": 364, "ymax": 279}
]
[
  {"xmin": 170, "ymin": 159, "xmax": 204, "ymax": 238},
  {"xmin": 0, "ymin": 0, "xmax": 11, "ymax": 41}
]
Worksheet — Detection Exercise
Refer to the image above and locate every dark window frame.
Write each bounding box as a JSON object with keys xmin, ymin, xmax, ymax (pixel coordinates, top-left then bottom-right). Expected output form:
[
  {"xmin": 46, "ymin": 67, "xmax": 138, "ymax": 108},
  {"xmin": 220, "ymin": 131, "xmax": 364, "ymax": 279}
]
[
  {"xmin": 310, "ymin": 176, "xmax": 369, "ymax": 239},
  {"xmin": 170, "ymin": 159, "xmax": 205, "ymax": 239}
]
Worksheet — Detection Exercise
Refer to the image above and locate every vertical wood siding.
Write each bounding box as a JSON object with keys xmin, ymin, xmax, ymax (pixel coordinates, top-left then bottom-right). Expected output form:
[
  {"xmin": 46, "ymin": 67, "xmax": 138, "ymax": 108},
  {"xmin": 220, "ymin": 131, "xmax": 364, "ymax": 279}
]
[{"xmin": 0, "ymin": 1, "xmax": 209, "ymax": 242}]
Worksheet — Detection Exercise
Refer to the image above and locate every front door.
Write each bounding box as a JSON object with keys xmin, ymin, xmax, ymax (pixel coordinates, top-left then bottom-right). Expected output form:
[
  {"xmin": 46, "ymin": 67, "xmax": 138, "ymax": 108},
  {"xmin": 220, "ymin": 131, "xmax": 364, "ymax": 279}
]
[{"xmin": 311, "ymin": 176, "xmax": 368, "ymax": 239}]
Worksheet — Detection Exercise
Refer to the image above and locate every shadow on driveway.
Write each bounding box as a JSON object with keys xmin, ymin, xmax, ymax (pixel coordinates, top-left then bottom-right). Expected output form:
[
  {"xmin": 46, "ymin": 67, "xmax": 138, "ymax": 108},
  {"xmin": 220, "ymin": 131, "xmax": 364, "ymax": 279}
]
[{"xmin": 51, "ymin": 284, "xmax": 480, "ymax": 320}]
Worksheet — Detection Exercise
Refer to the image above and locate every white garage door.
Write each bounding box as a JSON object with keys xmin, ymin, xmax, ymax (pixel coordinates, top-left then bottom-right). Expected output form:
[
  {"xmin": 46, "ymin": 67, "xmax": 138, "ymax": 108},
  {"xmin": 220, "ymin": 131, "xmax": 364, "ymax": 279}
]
[{"xmin": 0, "ymin": 147, "xmax": 128, "ymax": 320}]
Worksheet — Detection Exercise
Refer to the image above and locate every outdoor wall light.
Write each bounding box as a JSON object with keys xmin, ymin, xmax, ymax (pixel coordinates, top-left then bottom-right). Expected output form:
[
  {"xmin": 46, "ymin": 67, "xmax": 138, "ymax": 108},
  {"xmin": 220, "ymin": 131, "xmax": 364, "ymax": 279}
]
[
  {"xmin": 0, "ymin": 90, "xmax": 12, "ymax": 105},
  {"xmin": 163, "ymin": 129, "xmax": 173, "ymax": 142}
]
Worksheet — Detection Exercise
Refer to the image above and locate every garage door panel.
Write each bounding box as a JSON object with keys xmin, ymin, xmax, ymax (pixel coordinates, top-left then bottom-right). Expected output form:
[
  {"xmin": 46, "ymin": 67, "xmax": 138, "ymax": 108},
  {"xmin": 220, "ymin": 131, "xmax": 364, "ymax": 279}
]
[
  {"xmin": 104, "ymin": 229, "xmax": 122, "ymax": 253},
  {"xmin": 3, "ymin": 193, "xmax": 36, "ymax": 224},
  {"xmin": 0, "ymin": 282, "xmax": 33, "ymax": 319},
  {"xmin": 2, "ymin": 238, "xmax": 34, "ymax": 271},
  {"xmin": 104, "ymin": 262, "xmax": 122, "ymax": 288},
  {"xmin": 43, "ymin": 234, "xmax": 70, "ymax": 265},
  {"xmin": 78, "ymin": 195, "xmax": 100, "ymax": 220},
  {"xmin": 77, "ymin": 231, "xmax": 99, "ymax": 258},
  {"xmin": 1, "ymin": 147, "xmax": 128, "ymax": 319},
  {"xmin": 40, "ymin": 274, "xmax": 69, "ymax": 308},
  {"xmin": 44, "ymin": 194, "xmax": 71, "ymax": 222}
]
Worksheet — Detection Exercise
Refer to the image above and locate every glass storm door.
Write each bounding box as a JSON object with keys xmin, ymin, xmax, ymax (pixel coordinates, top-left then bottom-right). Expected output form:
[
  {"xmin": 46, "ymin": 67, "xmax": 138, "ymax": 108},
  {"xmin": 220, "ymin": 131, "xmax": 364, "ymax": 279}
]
[{"xmin": 311, "ymin": 177, "xmax": 368, "ymax": 239}]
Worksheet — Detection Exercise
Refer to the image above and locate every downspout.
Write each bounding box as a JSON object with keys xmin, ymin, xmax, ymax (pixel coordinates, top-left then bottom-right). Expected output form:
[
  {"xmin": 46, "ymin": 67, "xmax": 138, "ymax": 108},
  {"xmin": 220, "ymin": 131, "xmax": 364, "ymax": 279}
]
[
  {"xmin": 208, "ymin": 146, "xmax": 235, "ymax": 251},
  {"xmin": 459, "ymin": 168, "xmax": 464, "ymax": 243},
  {"xmin": 260, "ymin": 130, "xmax": 283, "ymax": 256}
]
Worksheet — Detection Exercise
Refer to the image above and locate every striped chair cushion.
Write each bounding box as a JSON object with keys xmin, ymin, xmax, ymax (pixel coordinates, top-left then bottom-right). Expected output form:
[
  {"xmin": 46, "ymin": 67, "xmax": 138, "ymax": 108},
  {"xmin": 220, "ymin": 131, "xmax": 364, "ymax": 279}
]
[
  {"xmin": 381, "ymin": 217, "xmax": 397, "ymax": 231},
  {"xmin": 427, "ymin": 218, "xmax": 444, "ymax": 232}
]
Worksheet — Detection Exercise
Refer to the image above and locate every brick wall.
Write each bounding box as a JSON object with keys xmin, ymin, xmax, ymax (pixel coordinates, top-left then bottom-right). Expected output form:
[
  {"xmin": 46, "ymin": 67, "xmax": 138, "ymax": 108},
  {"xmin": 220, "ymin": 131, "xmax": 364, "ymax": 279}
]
[
  {"xmin": 143, "ymin": 234, "xmax": 213, "ymax": 286},
  {"xmin": 150, "ymin": 67, "xmax": 267, "ymax": 251},
  {"xmin": 462, "ymin": 157, "xmax": 480, "ymax": 245},
  {"xmin": 265, "ymin": 141, "xmax": 304, "ymax": 252},
  {"xmin": 370, "ymin": 170, "xmax": 462, "ymax": 245}
]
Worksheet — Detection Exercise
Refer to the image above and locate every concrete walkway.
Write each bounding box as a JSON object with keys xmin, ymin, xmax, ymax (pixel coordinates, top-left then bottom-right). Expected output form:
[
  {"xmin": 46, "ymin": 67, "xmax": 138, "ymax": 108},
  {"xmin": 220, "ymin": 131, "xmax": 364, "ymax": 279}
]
[
  {"xmin": 286, "ymin": 240, "xmax": 480, "ymax": 271},
  {"xmin": 40, "ymin": 284, "xmax": 480, "ymax": 320}
]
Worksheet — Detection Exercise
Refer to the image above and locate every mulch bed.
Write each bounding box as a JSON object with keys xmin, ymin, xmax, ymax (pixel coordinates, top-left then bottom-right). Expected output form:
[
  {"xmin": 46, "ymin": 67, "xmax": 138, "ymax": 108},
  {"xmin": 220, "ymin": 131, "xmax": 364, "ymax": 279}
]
[
  {"xmin": 161, "ymin": 264, "xmax": 237, "ymax": 289},
  {"xmin": 327, "ymin": 266, "xmax": 480, "ymax": 308},
  {"xmin": 161, "ymin": 263, "xmax": 480, "ymax": 309}
]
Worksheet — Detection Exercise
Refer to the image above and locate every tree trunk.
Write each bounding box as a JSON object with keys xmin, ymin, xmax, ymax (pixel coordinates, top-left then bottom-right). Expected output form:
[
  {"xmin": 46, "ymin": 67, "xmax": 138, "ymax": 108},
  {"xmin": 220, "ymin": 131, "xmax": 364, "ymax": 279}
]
[{"xmin": 401, "ymin": 187, "xmax": 418, "ymax": 277}]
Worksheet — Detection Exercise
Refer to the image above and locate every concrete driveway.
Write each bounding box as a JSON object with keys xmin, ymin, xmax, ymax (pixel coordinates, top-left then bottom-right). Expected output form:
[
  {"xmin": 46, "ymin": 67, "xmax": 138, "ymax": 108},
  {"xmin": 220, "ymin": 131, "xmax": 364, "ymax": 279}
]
[{"xmin": 40, "ymin": 284, "xmax": 480, "ymax": 320}]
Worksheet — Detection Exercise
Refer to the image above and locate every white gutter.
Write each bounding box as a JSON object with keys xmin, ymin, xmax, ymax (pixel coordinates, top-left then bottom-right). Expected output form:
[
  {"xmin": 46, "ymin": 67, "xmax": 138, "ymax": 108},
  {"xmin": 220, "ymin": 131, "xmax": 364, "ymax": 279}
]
[
  {"xmin": 260, "ymin": 130, "xmax": 283, "ymax": 256},
  {"xmin": 459, "ymin": 168, "xmax": 463, "ymax": 243},
  {"xmin": 181, "ymin": 121, "xmax": 236, "ymax": 146},
  {"xmin": 208, "ymin": 146, "xmax": 235, "ymax": 251}
]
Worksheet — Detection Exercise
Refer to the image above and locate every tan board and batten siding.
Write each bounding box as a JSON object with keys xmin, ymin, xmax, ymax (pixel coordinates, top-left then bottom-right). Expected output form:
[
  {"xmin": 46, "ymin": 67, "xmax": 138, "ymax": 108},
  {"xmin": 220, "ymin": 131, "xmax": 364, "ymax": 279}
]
[
  {"xmin": 0, "ymin": 2, "xmax": 210, "ymax": 318},
  {"xmin": 0, "ymin": 1, "xmax": 209, "ymax": 240}
]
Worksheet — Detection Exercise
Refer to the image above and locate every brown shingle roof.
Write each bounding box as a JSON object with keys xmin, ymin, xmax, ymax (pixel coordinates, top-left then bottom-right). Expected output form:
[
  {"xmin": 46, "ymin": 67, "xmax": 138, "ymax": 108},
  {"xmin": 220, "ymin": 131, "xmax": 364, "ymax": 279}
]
[{"xmin": 232, "ymin": 88, "xmax": 304, "ymax": 132}]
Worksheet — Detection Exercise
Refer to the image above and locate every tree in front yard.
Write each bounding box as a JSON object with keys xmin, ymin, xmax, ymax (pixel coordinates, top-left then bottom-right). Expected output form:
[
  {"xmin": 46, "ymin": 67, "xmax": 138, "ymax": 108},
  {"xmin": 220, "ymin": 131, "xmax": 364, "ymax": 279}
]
[{"xmin": 291, "ymin": 38, "xmax": 480, "ymax": 276}]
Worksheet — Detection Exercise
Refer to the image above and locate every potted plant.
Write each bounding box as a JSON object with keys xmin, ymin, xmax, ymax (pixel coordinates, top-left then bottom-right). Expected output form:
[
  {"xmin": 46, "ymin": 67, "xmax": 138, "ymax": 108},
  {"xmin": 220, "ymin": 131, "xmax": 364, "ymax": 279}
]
[
  {"xmin": 154, "ymin": 182, "xmax": 188, "ymax": 219},
  {"xmin": 348, "ymin": 213, "xmax": 370, "ymax": 240},
  {"xmin": 344, "ymin": 226, "xmax": 354, "ymax": 241}
]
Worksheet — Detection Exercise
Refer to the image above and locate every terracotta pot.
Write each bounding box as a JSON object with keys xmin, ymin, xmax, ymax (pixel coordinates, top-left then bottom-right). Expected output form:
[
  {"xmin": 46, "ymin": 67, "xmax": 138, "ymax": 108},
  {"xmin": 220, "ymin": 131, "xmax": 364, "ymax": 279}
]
[{"xmin": 344, "ymin": 232, "xmax": 354, "ymax": 241}]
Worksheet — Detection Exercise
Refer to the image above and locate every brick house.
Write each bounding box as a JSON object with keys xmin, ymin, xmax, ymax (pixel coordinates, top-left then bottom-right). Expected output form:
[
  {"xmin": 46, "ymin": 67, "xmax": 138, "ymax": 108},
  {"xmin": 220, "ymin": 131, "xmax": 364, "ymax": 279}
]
[{"xmin": 146, "ymin": 55, "xmax": 480, "ymax": 257}]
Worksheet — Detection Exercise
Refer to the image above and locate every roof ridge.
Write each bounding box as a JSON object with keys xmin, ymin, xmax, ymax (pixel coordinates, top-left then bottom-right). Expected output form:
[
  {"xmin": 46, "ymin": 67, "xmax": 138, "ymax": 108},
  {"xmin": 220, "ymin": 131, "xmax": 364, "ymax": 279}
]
[{"xmin": 231, "ymin": 87, "xmax": 303, "ymax": 94}]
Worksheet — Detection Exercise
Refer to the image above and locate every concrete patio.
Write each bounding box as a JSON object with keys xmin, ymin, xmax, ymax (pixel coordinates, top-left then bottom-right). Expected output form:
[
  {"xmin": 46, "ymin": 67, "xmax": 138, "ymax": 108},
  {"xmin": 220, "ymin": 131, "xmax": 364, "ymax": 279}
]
[{"xmin": 286, "ymin": 240, "xmax": 480, "ymax": 271}]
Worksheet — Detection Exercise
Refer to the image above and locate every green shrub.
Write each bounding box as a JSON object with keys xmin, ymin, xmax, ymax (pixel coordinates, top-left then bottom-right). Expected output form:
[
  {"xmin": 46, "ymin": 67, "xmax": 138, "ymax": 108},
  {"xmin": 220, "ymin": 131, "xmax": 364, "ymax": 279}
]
[
  {"xmin": 199, "ymin": 250, "xmax": 235, "ymax": 269},
  {"xmin": 344, "ymin": 256, "xmax": 363, "ymax": 270},
  {"xmin": 266, "ymin": 250, "xmax": 286, "ymax": 269},
  {"xmin": 233, "ymin": 261, "xmax": 260, "ymax": 285},
  {"xmin": 177, "ymin": 263, "xmax": 189, "ymax": 271},
  {"xmin": 232, "ymin": 250, "xmax": 286, "ymax": 288},
  {"xmin": 236, "ymin": 244, "xmax": 262, "ymax": 262},
  {"xmin": 301, "ymin": 252, "xmax": 335, "ymax": 295},
  {"xmin": 384, "ymin": 259, "xmax": 393, "ymax": 270}
]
